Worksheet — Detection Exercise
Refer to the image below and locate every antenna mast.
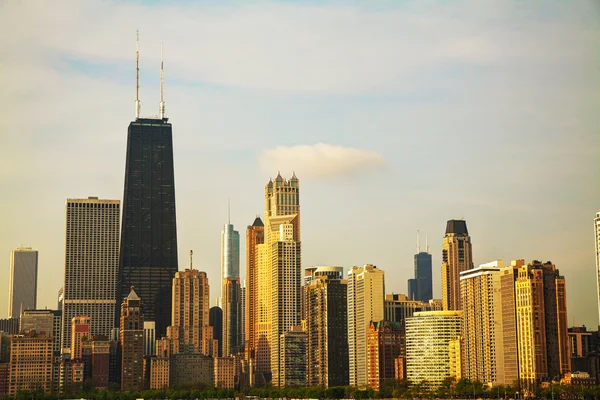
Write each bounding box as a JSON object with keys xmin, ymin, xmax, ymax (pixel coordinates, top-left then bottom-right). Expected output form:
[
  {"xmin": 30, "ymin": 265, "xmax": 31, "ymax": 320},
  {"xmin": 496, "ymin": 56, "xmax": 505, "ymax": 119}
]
[
  {"xmin": 426, "ymin": 233, "xmax": 429, "ymax": 253},
  {"xmin": 189, "ymin": 250, "xmax": 193, "ymax": 270},
  {"xmin": 159, "ymin": 43, "xmax": 165, "ymax": 119},
  {"xmin": 135, "ymin": 30, "xmax": 140, "ymax": 119},
  {"xmin": 417, "ymin": 230, "xmax": 420, "ymax": 253}
]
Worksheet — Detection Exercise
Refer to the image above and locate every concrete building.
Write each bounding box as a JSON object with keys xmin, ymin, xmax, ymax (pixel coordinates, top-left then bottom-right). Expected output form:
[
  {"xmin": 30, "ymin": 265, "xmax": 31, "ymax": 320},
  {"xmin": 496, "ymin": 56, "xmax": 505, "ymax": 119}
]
[
  {"xmin": 171, "ymin": 353, "xmax": 213, "ymax": 387},
  {"xmin": 304, "ymin": 266, "xmax": 348, "ymax": 388},
  {"xmin": 384, "ymin": 293, "xmax": 431, "ymax": 327},
  {"xmin": 20, "ymin": 309, "xmax": 62, "ymax": 354},
  {"xmin": 215, "ymin": 357, "xmax": 236, "ymax": 389},
  {"xmin": 515, "ymin": 260, "xmax": 569, "ymax": 391},
  {"xmin": 405, "ymin": 311, "xmax": 462, "ymax": 388},
  {"xmin": 120, "ymin": 287, "xmax": 144, "ymax": 391},
  {"xmin": 171, "ymin": 268, "xmax": 211, "ymax": 354},
  {"xmin": 70, "ymin": 316, "xmax": 91, "ymax": 361},
  {"xmin": 348, "ymin": 264, "xmax": 385, "ymax": 388},
  {"xmin": 8, "ymin": 247, "xmax": 38, "ymax": 319},
  {"xmin": 459, "ymin": 261, "xmax": 505, "ymax": 385},
  {"xmin": 62, "ymin": 197, "xmax": 120, "ymax": 350},
  {"xmin": 8, "ymin": 331, "xmax": 54, "ymax": 396},
  {"xmin": 279, "ymin": 326, "xmax": 306, "ymax": 387},
  {"xmin": 245, "ymin": 217, "xmax": 264, "ymax": 366},
  {"xmin": 366, "ymin": 320, "xmax": 404, "ymax": 391},
  {"xmin": 441, "ymin": 220, "xmax": 473, "ymax": 311}
]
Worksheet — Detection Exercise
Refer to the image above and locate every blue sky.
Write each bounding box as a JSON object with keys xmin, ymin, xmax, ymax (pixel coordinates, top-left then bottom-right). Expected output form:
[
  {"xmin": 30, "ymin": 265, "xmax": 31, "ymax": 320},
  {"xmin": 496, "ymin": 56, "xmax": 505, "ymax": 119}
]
[{"xmin": 0, "ymin": 0, "xmax": 598, "ymax": 326}]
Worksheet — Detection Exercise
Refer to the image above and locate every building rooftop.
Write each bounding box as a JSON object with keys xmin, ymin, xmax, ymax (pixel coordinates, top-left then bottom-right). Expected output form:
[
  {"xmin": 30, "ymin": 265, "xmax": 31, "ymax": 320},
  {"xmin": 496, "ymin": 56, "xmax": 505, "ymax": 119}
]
[{"xmin": 445, "ymin": 219, "xmax": 469, "ymax": 235}]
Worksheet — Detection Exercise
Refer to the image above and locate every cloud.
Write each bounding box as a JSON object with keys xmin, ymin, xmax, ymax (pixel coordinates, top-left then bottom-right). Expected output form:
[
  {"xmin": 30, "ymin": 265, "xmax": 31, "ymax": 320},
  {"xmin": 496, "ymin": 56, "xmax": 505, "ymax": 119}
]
[{"xmin": 259, "ymin": 143, "xmax": 386, "ymax": 179}]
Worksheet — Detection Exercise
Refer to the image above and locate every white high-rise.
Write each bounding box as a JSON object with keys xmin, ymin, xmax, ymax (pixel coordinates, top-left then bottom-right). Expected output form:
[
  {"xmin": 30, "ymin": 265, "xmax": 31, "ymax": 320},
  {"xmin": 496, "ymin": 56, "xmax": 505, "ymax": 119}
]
[
  {"xmin": 347, "ymin": 264, "xmax": 385, "ymax": 388},
  {"xmin": 596, "ymin": 212, "xmax": 600, "ymax": 325},
  {"xmin": 61, "ymin": 197, "xmax": 120, "ymax": 350},
  {"xmin": 8, "ymin": 247, "xmax": 38, "ymax": 318}
]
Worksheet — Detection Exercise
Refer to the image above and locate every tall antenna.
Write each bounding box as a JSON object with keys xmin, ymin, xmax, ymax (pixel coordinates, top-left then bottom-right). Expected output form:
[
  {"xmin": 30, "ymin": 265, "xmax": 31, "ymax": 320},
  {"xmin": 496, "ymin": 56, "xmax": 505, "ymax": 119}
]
[
  {"xmin": 189, "ymin": 250, "xmax": 193, "ymax": 270},
  {"xmin": 159, "ymin": 42, "xmax": 165, "ymax": 119},
  {"xmin": 426, "ymin": 233, "xmax": 429, "ymax": 254},
  {"xmin": 228, "ymin": 199, "xmax": 231, "ymax": 224},
  {"xmin": 135, "ymin": 31, "xmax": 141, "ymax": 119},
  {"xmin": 417, "ymin": 230, "xmax": 420, "ymax": 253}
]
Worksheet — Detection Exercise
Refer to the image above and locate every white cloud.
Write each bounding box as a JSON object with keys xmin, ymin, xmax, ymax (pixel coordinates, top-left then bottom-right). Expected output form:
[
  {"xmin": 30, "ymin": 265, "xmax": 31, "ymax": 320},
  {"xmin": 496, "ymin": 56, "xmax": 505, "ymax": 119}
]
[{"xmin": 259, "ymin": 143, "xmax": 386, "ymax": 179}]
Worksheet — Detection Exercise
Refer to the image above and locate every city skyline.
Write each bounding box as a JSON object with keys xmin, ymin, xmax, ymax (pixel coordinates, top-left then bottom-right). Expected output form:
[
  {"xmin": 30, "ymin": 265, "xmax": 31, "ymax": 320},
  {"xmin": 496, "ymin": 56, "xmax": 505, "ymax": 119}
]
[{"xmin": 0, "ymin": 0, "xmax": 598, "ymax": 329}]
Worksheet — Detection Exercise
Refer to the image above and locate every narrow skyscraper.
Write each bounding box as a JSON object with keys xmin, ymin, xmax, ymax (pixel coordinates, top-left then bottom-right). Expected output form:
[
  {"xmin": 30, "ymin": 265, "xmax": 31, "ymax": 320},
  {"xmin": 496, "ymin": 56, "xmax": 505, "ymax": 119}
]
[
  {"xmin": 8, "ymin": 247, "xmax": 38, "ymax": 318},
  {"xmin": 117, "ymin": 36, "xmax": 178, "ymax": 336},
  {"xmin": 62, "ymin": 197, "xmax": 120, "ymax": 350},
  {"xmin": 441, "ymin": 219, "xmax": 473, "ymax": 311},
  {"xmin": 245, "ymin": 217, "xmax": 264, "ymax": 369},
  {"xmin": 408, "ymin": 232, "xmax": 432, "ymax": 302},
  {"xmin": 595, "ymin": 212, "xmax": 600, "ymax": 324},
  {"xmin": 120, "ymin": 287, "xmax": 144, "ymax": 391},
  {"xmin": 221, "ymin": 208, "xmax": 241, "ymax": 356}
]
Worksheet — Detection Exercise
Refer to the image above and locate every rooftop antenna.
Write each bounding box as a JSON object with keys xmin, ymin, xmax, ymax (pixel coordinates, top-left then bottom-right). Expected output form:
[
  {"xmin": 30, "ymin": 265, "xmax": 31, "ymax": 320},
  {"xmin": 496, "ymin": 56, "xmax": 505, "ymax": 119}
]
[
  {"xmin": 135, "ymin": 30, "xmax": 140, "ymax": 119},
  {"xmin": 228, "ymin": 199, "xmax": 231, "ymax": 224},
  {"xmin": 159, "ymin": 42, "xmax": 165, "ymax": 119},
  {"xmin": 426, "ymin": 233, "xmax": 429, "ymax": 254},
  {"xmin": 417, "ymin": 230, "xmax": 420, "ymax": 253},
  {"xmin": 189, "ymin": 250, "xmax": 193, "ymax": 270}
]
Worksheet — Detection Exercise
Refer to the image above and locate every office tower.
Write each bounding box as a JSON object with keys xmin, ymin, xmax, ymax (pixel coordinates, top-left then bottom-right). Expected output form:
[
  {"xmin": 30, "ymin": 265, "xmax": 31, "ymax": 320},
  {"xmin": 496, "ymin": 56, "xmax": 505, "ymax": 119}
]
[
  {"xmin": 304, "ymin": 266, "xmax": 349, "ymax": 388},
  {"xmin": 70, "ymin": 316, "xmax": 91, "ymax": 361},
  {"xmin": 596, "ymin": 212, "xmax": 600, "ymax": 324},
  {"xmin": 384, "ymin": 294, "xmax": 431, "ymax": 327},
  {"xmin": 279, "ymin": 326, "xmax": 306, "ymax": 387},
  {"xmin": 499, "ymin": 259, "xmax": 524, "ymax": 386},
  {"xmin": 120, "ymin": 287, "xmax": 144, "ymax": 391},
  {"xmin": 348, "ymin": 264, "xmax": 385, "ymax": 388},
  {"xmin": 221, "ymin": 212, "xmax": 240, "ymax": 281},
  {"xmin": 117, "ymin": 39, "xmax": 178, "ymax": 337},
  {"xmin": 223, "ymin": 278, "xmax": 242, "ymax": 356},
  {"xmin": 259, "ymin": 173, "xmax": 301, "ymax": 386},
  {"xmin": 91, "ymin": 339, "xmax": 111, "ymax": 389},
  {"xmin": 405, "ymin": 311, "xmax": 462, "ymax": 388},
  {"xmin": 460, "ymin": 261, "xmax": 505, "ymax": 386},
  {"xmin": 408, "ymin": 233, "xmax": 433, "ymax": 302},
  {"xmin": 441, "ymin": 219, "xmax": 473, "ymax": 311},
  {"xmin": 62, "ymin": 197, "xmax": 120, "ymax": 351},
  {"xmin": 171, "ymin": 268, "xmax": 211, "ymax": 354},
  {"xmin": 8, "ymin": 247, "xmax": 38, "ymax": 318},
  {"xmin": 8, "ymin": 331, "xmax": 54, "ymax": 396},
  {"xmin": 19, "ymin": 309, "xmax": 62, "ymax": 354},
  {"xmin": 515, "ymin": 260, "xmax": 569, "ymax": 390},
  {"xmin": 366, "ymin": 320, "xmax": 404, "ymax": 391},
  {"xmin": 210, "ymin": 307, "xmax": 223, "ymax": 357}
]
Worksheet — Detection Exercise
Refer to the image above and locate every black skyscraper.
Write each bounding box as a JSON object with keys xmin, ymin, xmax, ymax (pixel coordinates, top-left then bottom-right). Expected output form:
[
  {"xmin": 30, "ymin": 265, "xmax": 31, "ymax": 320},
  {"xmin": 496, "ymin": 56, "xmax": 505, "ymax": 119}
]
[
  {"xmin": 116, "ymin": 117, "xmax": 178, "ymax": 336},
  {"xmin": 209, "ymin": 306, "xmax": 223, "ymax": 357},
  {"xmin": 408, "ymin": 232, "xmax": 433, "ymax": 302}
]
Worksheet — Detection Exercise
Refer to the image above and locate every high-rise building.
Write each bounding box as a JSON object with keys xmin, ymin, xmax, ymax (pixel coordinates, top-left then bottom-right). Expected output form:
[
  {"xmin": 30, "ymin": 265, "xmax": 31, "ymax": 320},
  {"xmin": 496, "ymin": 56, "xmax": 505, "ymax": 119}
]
[
  {"xmin": 210, "ymin": 307, "xmax": 223, "ymax": 357},
  {"xmin": 459, "ymin": 261, "xmax": 505, "ymax": 386},
  {"xmin": 245, "ymin": 217, "xmax": 264, "ymax": 363},
  {"xmin": 117, "ymin": 40, "xmax": 178, "ymax": 336},
  {"xmin": 143, "ymin": 321, "xmax": 156, "ymax": 356},
  {"xmin": 223, "ymin": 277, "xmax": 242, "ymax": 356},
  {"xmin": 8, "ymin": 247, "xmax": 38, "ymax": 318},
  {"xmin": 171, "ymin": 268, "xmax": 211, "ymax": 354},
  {"xmin": 366, "ymin": 320, "xmax": 404, "ymax": 391},
  {"xmin": 498, "ymin": 259, "xmax": 524, "ymax": 386},
  {"xmin": 8, "ymin": 331, "xmax": 54, "ymax": 396},
  {"xmin": 260, "ymin": 173, "xmax": 301, "ymax": 387},
  {"xmin": 347, "ymin": 264, "xmax": 385, "ymax": 388},
  {"xmin": 304, "ymin": 266, "xmax": 349, "ymax": 388},
  {"xmin": 19, "ymin": 309, "xmax": 62, "ymax": 354},
  {"xmin": 384, "ymin": 294, "xmax": 431, "ymax": 327},
  {"xmin": 595, "ymin": 212, "xmax": 600, "ymax": 325},
  {"xmin": 62, "ymin": 197, "xmax": 120, "ymax": 351},
  {"xmin": 515, "ymin": 260, "xmax": 569, "ymax": 390},
  {"xmin": 405, "ymin": 311, "xmax": 462, "ymax": 388},
  {"xmin": 120, "ymin": 287, "xmax": 144, "ymax": 391},
  {"xmin": 407, "ymin": 233, "xmax": 432, "ymax": 303},
  {"xmin": 71, "ymin": 316, "xmax": 91, "ymax": 361},
  {"xmin": 221, "ymin": 215, "xmax": 240, "ymax": 281},
  {"xmin": 441, "ymin": 219, "xmax": 473, "ymax": 311},
  {"xmin": 279, "ymin": 326, "xmax": 306, "ymax": 387}
]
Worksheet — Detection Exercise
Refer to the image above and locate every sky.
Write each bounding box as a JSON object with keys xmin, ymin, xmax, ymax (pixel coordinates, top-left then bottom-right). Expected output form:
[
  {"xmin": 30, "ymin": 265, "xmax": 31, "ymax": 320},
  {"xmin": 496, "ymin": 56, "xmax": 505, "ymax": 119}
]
[{"xmin": 0, "ymin": 0, "xmax": 599, "ymax": 326}]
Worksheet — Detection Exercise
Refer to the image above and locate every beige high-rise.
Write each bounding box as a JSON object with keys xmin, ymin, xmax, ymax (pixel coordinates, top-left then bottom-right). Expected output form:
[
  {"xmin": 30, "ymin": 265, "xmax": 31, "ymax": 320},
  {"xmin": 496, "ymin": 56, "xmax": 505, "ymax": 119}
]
[
  {"xmin": 347, "ymin": 264, "xmax": 385, "ymax": 388},
  {"xmin": 441, "ymin": 219, "xmax": 473, "ymax": 311},
  {"xmin": 499, "ymin": 259, "xmax": 524, "ymax": 386},
  {"xmin": 245, "ymin": 217, "xmax": 264, "ymax": 363},
  {"xmin": 459, "ymin": 261, "xmax": 505, "ymax": 386}
]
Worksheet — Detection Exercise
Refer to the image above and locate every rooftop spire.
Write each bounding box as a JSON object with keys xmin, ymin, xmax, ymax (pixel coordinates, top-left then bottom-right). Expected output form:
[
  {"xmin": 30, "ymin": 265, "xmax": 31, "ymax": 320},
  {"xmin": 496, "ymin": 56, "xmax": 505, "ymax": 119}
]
[
  {"xmin": 135, "ymin": 30, "xmax": 140, "ymax": 119},
  {"xmin": 189, "ymin": 250, "xmax": 193, "ymax": 270},
  {"xmin": 417, "ymin": 230, "xmax": 420, "ymax": 253},
  {"xmin": 228, "ymin": 199, "xmax": 231, "ymax": 224},
  {"xmin": 159, "ymin": 42, "xmax": 165, "ymax": 120}
]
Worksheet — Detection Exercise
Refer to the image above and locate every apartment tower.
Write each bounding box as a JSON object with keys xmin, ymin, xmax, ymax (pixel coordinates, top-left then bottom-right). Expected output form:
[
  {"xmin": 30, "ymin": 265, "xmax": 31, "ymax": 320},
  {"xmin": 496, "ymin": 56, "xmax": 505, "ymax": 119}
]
[
  {"xmin": 442, "ymin": 219, "xmax": 473, "ymax": 311},
  {"xmin": 62, "ymin": 197, "xmax": 120, "ymax": 350},
  {"xmin": 304, "ymin": 266, "xmax": 349, "ymax": 388},
  {"xmin": 8, "ymin": 247, "xmax": 38, "ymax": 318},
  {"xmin": 117, "ymin": 37, "xmax": 178, "ymax": 336},
  {"xmin": 245, "ymin": 217, "xmax": 264, "ymax": 364},
  {"xmin": 347, "ymin": 264, "xmax": 385, "ymax": 388},
  {"xmin": 120, "ymin": 287, "xmax": 144, "ymax": 391}
]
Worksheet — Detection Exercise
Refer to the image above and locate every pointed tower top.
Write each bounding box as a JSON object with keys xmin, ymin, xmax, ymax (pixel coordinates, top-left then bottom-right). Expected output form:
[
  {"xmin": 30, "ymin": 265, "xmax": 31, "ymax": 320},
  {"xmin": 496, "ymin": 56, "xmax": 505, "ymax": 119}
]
[
  {"xmin": 127, "ymin": 286, "xmax": 140, "ymax": 300},
  {"xmin": 275, "ymin": 171, "xmax": 284, "ymax": 181},
  {"xmin": 135, "ymin": 31, "xmax": 141, "ymax": 119},
  {"xmin": 252, "ymin": 216, "xmax": 264, "ymax": 227},
  {"xmin": 290, "ymin": 171, "xmax": 298, "ymax": 180},
  {"xmin": 159, "ymin": 42, "xmax": 166, "ymax": 120}
]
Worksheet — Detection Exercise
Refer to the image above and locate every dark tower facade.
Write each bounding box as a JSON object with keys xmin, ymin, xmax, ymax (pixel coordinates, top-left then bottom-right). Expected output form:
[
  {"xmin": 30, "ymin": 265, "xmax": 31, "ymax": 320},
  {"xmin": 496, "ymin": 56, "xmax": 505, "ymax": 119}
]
[
  {"xmin": 408, "ymin": 252, "xmax": 433, "ymax": 302},
  {"xmin": 209, "ymin": 306, "xmax": 223, "ymax": 357},
  {"xmin": 116, "ymin": 117, "xmax": 178, "ymax": 336}
]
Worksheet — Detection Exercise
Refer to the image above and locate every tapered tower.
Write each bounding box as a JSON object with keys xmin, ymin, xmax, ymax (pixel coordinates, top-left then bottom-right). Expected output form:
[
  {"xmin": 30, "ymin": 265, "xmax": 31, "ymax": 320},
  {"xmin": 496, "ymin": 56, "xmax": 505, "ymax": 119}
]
[{"xmin": 441, "ymin": 219, "xmax": 473, "ymax": 310}]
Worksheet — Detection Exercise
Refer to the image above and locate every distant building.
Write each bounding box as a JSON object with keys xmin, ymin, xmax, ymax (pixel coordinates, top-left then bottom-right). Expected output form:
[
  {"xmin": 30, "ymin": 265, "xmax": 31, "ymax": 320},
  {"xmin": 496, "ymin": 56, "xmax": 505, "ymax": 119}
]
[
  {"xmin": 0, "ymin": 318, "xmax": 18, "ymax": 335},
  {"xmin": 405, "ymin": 311, "xmax": 462, "ymax": 388},
  {"xmin": 171, "ymin": 353, "xmax": 213, "ymax": 387},
  {"xmin": 215, "ymin": 357, "xmax": 236, "ymax": 389},
  {"xmin": 408, "ymin": 233, "xmax": 432, "ymax": 302},
  {"xmin": 144, "ymin": 321, "xmax": 156, "ymax": 356},
  {"xmin": 245, "ymin": 216, "xmax": 264, "ymax": 369},
  {"xmin": 279, "ymin": 327, "xmax": 306, "ymax": 387},
  {"xmin": 499, "ymin": 260, "xmax": 524, "ymax": 386},
  {"xmin": 223, "ymin": 277, "xmax": 242, "ymax": 356},
  {"xmin": 71, "ymin": 316, "xmax": 91, "ymax": 361},
  {"xmin": 209, "ymin": 307, "xmax": 223, "ymax": 357},
  {"xmin": 120, "ymin": 287, "xmax": 144, "ymax": 391},
  {"xmin": 8, "ymin": 331, "xmax": 54, "ymax": 396},
  {"xmin": 441, "ymin": 220, "xmax": 473, "ymax": 311},
  {"xmin": 366, "ymin": 320, "xmax": 404, "ymax": 391},
  {"xmin": 8, "ymin": 247, "xmax": 38, "ymax": 318},
  {"xmin": 58, "ymin": 359, "xmax": 84, "ymax": 393},
  {"xmin": 384, "ymin": 294, "xmax": 430, "ymax": 327},
  {"xmin": 91, "ymin": 339, "xmax": 111, "ymax": 389},
  {"xmin": 19, "ymin": 309, "xmax": 61, "ymax": 354}
]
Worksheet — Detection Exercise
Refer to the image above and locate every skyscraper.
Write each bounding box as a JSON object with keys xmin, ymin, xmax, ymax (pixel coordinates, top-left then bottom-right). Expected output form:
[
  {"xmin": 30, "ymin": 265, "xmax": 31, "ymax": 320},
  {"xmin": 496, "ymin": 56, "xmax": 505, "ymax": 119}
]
[
  {"xmin": 245, "ymin": 217, "xmax": 264, "ymax": 365},
  {"xmin": 303, "ymin": 266, "xmax": 349, "ymax": 388},
  {"xmin": 8, "ymin": 247, "xmax": 38, "ymax": 318},
  {"xmin": 595, "ymin": 212, "xmax": 600, "ymax": 325},
  {"xmin": 221, "ymin": 214, "xmax": 241, "ymax": 356},
  {"xmin": 459, "ymin": 261, "xmax": 505, "ymax": 386},
  {"xmin": 441, "ymin": 219, "xmax": 473, "ymax": 311},
  {"xmin": 347, "ymin": 264, "xmax": 385, "ymax": 388},
  {"xmin": 263, "ymin": 173, "xmax": 301, "ymax": 387},
  {"xmin": 120, "ymin": 287, "xmax": 144, "ymax": 391},
  {"xmin": 19, "ymin": 309, "xmax": 62, "ymax": 355},
  {"xmin": 366, "ymin": 320, "xmax": 404, "ymax": 391},
  {"xmin": 408, "ymin": 233, "xmax": 432, "ymax": 302},
  {"xmin": 62, "ymin": 197, "xmax": 120, "ymax": 351},
  {"xmin": 117, "ymin": 37, "xmax": 178, "ymax": 336}
]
